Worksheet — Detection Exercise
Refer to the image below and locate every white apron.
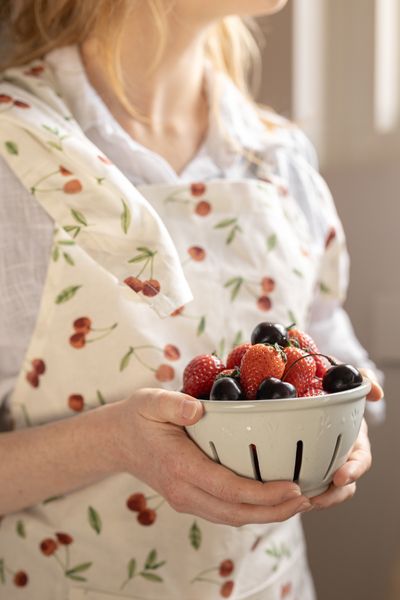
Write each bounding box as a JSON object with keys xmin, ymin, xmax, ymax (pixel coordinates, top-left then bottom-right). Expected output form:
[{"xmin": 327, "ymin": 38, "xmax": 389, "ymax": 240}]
[{"xmin": 0, "ymin": 62, "xmax": 326, "ymax": 600}]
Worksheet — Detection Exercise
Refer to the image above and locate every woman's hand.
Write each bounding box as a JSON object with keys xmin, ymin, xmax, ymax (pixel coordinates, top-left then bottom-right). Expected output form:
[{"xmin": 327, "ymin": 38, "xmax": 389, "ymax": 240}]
[
  {"xmin": 309, "ymin": 369, "xmax": 384, "ymax": 510},
  {"xmin": 117, "ymin": 389, "xmax": 313, "ymax": 526}
]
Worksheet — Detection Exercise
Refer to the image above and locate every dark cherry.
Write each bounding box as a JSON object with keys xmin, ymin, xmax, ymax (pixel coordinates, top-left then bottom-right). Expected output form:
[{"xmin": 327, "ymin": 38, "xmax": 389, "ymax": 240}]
[
  {"xmin": 210, "ymin": 377, "xmax": 243, "ymax": 401},
  {"xmin": 256, "ymin": 377, "xmax": 297, "ymax": 400},
  {"xmin": 322, "ymin": 364, "xmax": 363, "ymax": 393},
  {"xmin": 250, "ymin": 322, "xmax": 289, "ymax": 347}
]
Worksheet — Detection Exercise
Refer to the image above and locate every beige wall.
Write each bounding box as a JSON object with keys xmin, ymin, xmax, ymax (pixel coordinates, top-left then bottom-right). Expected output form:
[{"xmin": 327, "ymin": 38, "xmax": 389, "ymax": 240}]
[{"xmin": 258, "ymin": 6, "xmax": 400, "ymax": 600}]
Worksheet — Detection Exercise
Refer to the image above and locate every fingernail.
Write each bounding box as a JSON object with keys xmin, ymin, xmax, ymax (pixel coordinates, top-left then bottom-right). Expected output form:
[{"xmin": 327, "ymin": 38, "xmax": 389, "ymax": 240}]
[
  {"xmin": 181, "ymin": 400, "xmax": 198, "ymax": 420},
  {"xmin": 283, "ymin": 489, "xmax": 302, "ymax": 501},
  {"xmin": 297, "ymin": 502, "xmax": 313, "ymax": 513}
]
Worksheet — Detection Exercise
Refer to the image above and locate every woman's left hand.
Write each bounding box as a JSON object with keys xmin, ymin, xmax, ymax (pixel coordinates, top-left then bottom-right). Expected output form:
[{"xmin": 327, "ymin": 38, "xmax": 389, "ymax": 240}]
[{"xmin": 309, "ymin": 368, "xmax": 384, "ymax": 510}]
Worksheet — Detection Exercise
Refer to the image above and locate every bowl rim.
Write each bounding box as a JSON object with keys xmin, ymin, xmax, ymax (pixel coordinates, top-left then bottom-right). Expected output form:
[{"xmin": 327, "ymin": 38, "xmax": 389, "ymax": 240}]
[{"xmin": 197, "ymin": 379, "xmax": 371, "ymax": 412}]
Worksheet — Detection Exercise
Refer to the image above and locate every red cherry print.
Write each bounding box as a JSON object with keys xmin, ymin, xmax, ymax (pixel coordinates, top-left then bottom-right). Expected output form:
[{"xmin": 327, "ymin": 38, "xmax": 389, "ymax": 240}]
[
  {"xmin": 63, "ymin": 179, "xmax": 83, "ymax": 194},
  {"xmin": 0, "ymin": 94, "xmax": 12, "ymax": 103},
  {"xmin": 98, "ymin": 155, "xmax": 113, "ymax": 165},
  {"xmin": 142, "ymin": 279, "xmax": 161, "ymax": 297},
  {"xmin": 188, "ymin": 246, "xmax": 206, "ymax": 261},
  {"xmin": 220, "ymin": 580, "xmax": 234, "ymax": 598},
  {"xmin": 73, "ymin": 317, "xmax": 92, "ymax": 334},
  {"xmin": 195, "ymin": 200, "xmax": 211, "ymax": 216},
  {"xmin": 281, "ymin": 582, "xmax": 293, "ymax": 598},
  {"xmin": 126, "ymin": 493, "xmax": 147, "ymax": 512},
  {"xmin": 325, "ymin": 227, "xmax": 337, "ymax": 248},
  {"xmin": 191, "ymin": 182, "xmax": 206, "ymax": 196},
  {"xmin": 31, "ymin": 358, "xmax": 46, "ymax": 375},
  {"xmin": 26, "ymin": 370, "xmax": 39, "ymax": 388},
  {"xmin": 257, "ymin": 296, "xmax": 272, "ymax": 311},
  {"xmin": 13, "ymin": 100, "xmax": 31, "ymax": 108},
  {"xmin": 163, "ymin": 344, "xmax": 180, "ymax": 361},
  {"xmin": 40, "ymin": 538, "xmax": 58, "ymax": 556},
  {"xmin": 55, "ymin": 532, "xmax": 73, "ymax": 545},
  {"xmin": 170, "ymin": 306, "xmax": 184, "ymax": 317},
  {"xmin": 301, "ymin": 247, "xmax": 310, "ymax": 257},
  {"xmin": 25, "ymin": 65, "xmax": 44, "ymax": 76},
  {"xmin": 13, "ymin": 571, "xmax": 29, "ymax": 587},
  {"xmin": 137, "ymin": 508, "xmax": 157, "ymax": 526},
  {"xmin": 155, "ymin": 364, "xmax": 175, "ymax": 382},
  {"xmin": 261, "ymin": 277, "xmax": 275, "ymax": 293},
  {"xmin": 69, "ymin": 333, "xmax": 86, "ymax": 349},
  {"xmin": 68, "ymin": 394, "xmax": 84, "ymax": 412},
  {"xmin": 219, "ymin": 559, "xmax": 234, "ymax": 577},
  {"xmin": 124, "ymin": 276, "xmax": 144, "ymax": 293},
  {"xmin": 59, "ymin": 165, "xmax": 73, "ymax": 176}
]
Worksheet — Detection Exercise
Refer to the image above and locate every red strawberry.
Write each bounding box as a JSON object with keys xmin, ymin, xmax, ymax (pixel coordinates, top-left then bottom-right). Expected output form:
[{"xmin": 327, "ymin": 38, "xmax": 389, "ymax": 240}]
[
  {"xmin": 240, "ymin": 344, "xmax": 286, "ymax": 400},
  {"xmin": 226, "ymin": 343, "xmax": 252, "ymax": 369},
  {"xmin": 288, "ymin": 328, "xmax": 329, "ymax": 378},
  {"xmin": 283, "ymin": 346, "xmax": 316, "ymax": 395},
  {"xmin": 183, "ymin": 354, "xmax": 225, "ymax": 398},
  {"xmin": 302, "ymin": 377, "xmax": 325, "ymax": 397}
]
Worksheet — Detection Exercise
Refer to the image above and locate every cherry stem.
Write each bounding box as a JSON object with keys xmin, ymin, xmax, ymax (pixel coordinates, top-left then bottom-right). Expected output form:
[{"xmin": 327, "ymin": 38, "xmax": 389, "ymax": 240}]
[{"xmin": 282, "ymin": 353, "xmax": 337, "ymax": 381}]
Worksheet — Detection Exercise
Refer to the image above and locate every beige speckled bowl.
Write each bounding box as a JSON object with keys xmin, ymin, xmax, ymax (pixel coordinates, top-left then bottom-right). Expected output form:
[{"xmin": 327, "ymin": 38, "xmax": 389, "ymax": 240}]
[{"xmin": 185, "ymin": 380, "xmax": 371, "ymax": 497}]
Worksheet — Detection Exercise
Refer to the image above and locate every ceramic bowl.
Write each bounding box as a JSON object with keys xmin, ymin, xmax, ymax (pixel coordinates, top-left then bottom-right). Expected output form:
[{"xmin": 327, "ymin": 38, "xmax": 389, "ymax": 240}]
[{"xmin": 185, "ymin": 380, "xmax": 371, "ymax": 497}]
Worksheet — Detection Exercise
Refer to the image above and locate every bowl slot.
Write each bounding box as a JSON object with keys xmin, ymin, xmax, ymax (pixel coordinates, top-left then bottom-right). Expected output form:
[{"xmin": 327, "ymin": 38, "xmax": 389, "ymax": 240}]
[
  {"xmin": 249, "ymin": 443, "xmax": 263, "ymax": 482},
  {"xmin": 323, "ymin": 434, "xmax": 342, "ymax": 481},
  {"xmin": 293, "ymin": 440, "xmax": 303, "ymax": 483},
  {"xmin": 209, "ymin": 441, "xmax": 221, "ymax": 464}
]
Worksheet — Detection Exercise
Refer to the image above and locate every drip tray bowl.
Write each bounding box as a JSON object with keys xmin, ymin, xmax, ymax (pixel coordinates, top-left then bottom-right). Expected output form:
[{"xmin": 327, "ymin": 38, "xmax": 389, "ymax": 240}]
[{"xmin": 185, "ymin": 381, "xmax": 371, "ymax": 498}]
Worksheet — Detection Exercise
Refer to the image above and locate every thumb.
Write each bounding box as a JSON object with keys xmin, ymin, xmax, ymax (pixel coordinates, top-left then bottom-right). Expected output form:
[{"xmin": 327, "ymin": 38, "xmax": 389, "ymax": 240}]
[{"xmin": 138, "ymin": 389, "xmax": 204, "ymax": 426}]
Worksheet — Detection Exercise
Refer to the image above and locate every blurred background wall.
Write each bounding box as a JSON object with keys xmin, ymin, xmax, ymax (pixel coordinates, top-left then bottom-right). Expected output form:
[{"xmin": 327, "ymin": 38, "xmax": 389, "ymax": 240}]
[{"xmin": 258, "ymin": 2, "xmax": 400, "ymax": 599}]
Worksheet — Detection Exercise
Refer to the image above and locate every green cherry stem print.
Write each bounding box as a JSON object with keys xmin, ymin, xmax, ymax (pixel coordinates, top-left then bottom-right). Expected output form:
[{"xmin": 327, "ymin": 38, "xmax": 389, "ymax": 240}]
[
  {"xmin": 214, "ymin": 217, "xmax": 242, "ymax": 244},
  {"xmin": 191, "ymin": 559, "xmax": 235, "ymax": 598},
  {"xmin": 69, "ymin": 317, "xmax": 118, "ymax": 349},
  {"xmin": 265, "ymin": 543, "xmax": 292, "ymax": 573},
  {"xmin": 170, "ymin": 306, "xmax": 207, "ymax": 336},
  {"xmin": 126, "ymin": 492, "xmax": 166, "ymax": 526},
  {"xmin": 125, "ymin": 246, "xmax": 161, "ymax": 298},
  {"xmin": 0, "ymin": 559, "xmax": 29, "ymax": 588},
  {"xmin": 52, "ymin": 234, "xmax": 76, "ymax": 265},
  {"xmin": 164, "ymin": 182, "xmax": 212, "ymax": 216},
  {"xmin": 41, "ymin": 123, "xmax": 69, "ymax": 151},
  {"xmin": 39, "ymin": 534, "xmax": 92, "ymax": 582},
  {"xmin": 120, "ymin": 549, "xmax": 167, "ymax": 591},
  {"xmin": 119, "ymin": 344, "xmax": 180, "ymax": 381},
  {"xmin": 224, "ymin": 275, "xmax": 276, "ymax": 312}
]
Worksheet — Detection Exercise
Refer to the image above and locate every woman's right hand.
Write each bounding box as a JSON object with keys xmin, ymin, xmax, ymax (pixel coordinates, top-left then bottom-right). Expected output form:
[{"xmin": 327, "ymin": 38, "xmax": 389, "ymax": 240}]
[{"xmin": 115, "ymin": 389, "xmax": 313, "ymax": 526}]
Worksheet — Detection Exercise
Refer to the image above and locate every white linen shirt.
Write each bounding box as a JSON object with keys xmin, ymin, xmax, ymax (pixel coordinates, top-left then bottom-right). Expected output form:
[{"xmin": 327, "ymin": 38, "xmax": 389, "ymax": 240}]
[{"xmin": 0, "ymin": 45, "xmax": 382, "ymax": 424}]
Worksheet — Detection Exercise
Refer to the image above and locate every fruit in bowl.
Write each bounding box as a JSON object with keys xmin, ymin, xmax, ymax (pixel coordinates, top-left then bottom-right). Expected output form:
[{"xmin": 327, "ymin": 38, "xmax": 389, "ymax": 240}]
[{"xmin": 183, "ymin": 322, "xmax": 370, "ymax": 497}]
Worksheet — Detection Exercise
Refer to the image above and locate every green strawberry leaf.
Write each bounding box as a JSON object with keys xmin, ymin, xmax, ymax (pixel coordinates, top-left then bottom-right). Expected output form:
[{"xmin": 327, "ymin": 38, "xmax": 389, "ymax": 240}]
[
  {"xmin": 55, "ymin": 285, "xmax": 81, "ymax": 304},
  {"xmin": 5, "ymin": 141, "xmax": 18, "ymax": 155},
  {"xmin": 127, "ymin": 558, "xmax": 136, "ymax": 579},
  {"xmin": 121, "ymin": 198, "xmax": 131, "ymax": 234},
  {"xmin": 16, "ymin": 520, "xmax": 26, "ymax": 538},
  {"xmin": 88, "ymin": 506, "xmax": 102, "ymax": 534},
  {"xmin": 189, "ymin": 521, "xmax": 202, "ymax": 550},
  {"xmin": 287, "ymin": 310, "xmax": 297, "ymax": 325},
  {"xmin": 139, "ymin": 572, "xmax": 163, "ymax": 583},
  {"xmin": 120, "ymin": 347, "xmax": 134, "ymax": 371}
]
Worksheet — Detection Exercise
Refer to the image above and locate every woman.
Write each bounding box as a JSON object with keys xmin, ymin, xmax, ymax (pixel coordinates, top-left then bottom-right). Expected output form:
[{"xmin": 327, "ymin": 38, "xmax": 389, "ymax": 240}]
[{"xmin": 0, "ymin": 1, "xmax": 384, "ymax": 599}]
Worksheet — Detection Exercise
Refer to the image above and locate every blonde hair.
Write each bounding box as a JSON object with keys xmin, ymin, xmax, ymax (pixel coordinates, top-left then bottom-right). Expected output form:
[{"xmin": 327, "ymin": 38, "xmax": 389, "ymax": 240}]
[{"xmin": 0, "ymin": 0, "xmax": 262, "ymax": 119}]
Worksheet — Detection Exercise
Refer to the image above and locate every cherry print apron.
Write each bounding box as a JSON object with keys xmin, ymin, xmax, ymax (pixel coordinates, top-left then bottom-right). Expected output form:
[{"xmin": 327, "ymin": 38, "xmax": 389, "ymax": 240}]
[{"xmin": 0, "ymin": 63, "xmax": 325, "ymax": 600}]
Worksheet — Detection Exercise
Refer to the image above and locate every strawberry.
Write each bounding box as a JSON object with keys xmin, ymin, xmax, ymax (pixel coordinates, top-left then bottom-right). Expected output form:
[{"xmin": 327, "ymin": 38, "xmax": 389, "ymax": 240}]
[
  {"xmin": 226, "ymin": 343, "xmax": 252, "ymax": 369},
  {"xmin": 288, "ymin": 328, "xmax": 329, "ymax": 378},
  {"xmin": 283, "ymin": 346, "xmax": 316, "ymax": 395},
  {"xmin": 240, "ymin": 344, "xmax": 286, "ymax": 399},
  {"xmin": 302, "ymin": 377, "xmax": 326, "ymax": 397},
  {"xmin": 183, "ymin": 354, "xmax": 225, "ymax": 398}
]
